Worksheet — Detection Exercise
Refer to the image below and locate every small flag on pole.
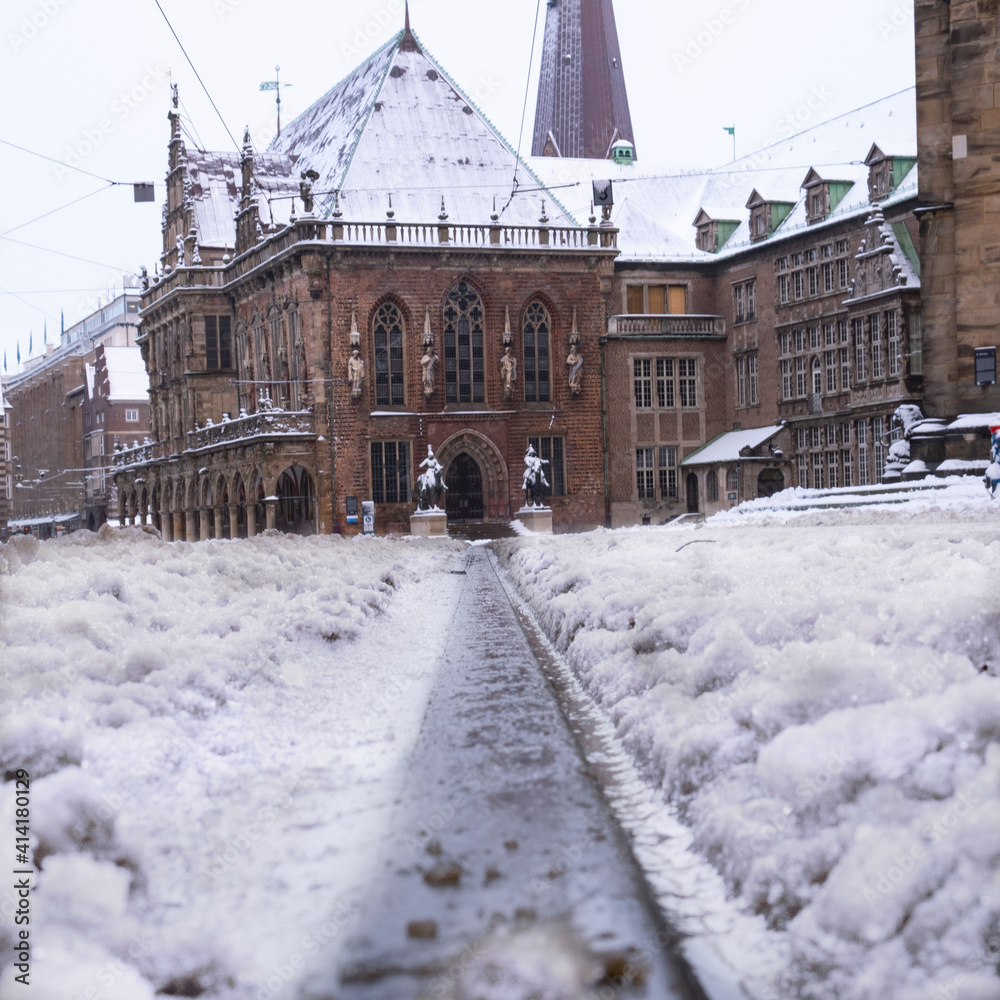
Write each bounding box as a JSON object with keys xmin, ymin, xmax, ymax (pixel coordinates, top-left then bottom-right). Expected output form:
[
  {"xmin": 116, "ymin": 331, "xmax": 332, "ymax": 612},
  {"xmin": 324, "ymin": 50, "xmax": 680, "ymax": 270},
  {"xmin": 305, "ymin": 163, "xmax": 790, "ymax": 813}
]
[
  {"xmin": 43, "ymin": 320, "xmax": 48, "ymax": 347},
  {"xmin": 723, "ymin": 126, "xmax": 735, "ymax": 135},
  {"xmin": 16, "ymin": 341, "xmax": 21, "ymax": 364},
  {"xmin": 3, "ymin": 350, "xmax": 7, "ymax": 373},
  {"xmin": 28, "ymin": 330, "xmax": 33, "ymax": 356}
]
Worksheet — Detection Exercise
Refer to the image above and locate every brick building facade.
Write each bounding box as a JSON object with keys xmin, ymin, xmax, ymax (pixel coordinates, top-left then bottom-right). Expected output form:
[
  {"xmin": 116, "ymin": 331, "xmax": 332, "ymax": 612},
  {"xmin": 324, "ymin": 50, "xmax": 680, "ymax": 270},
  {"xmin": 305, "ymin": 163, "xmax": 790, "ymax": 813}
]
[
  {"xmin": 113, "ymin": 24, "xmax": 619, "ymax": 539},
  {"xmin": 4, "ymin": 292, "xmax": 142, "ymax": 537}
]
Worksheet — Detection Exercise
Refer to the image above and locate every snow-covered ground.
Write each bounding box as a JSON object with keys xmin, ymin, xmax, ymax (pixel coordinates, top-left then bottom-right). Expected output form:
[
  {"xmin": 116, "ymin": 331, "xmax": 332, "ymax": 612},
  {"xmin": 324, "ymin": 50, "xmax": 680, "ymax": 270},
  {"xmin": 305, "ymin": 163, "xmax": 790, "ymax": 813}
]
[
  {"xmin": 0, "ymin": 527, "xmax": 465, "ymax": 999},
  {"xmin": 495, "ymin": 479, "xmax": 1000, "ymax": 1000}
]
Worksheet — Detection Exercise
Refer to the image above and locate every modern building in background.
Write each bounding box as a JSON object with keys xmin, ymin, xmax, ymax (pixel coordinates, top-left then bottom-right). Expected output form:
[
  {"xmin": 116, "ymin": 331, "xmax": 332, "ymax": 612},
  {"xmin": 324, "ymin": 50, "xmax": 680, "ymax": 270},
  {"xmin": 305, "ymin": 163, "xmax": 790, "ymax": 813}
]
[{"xmin": 3, "ymin": 290, "xmax": 145, "ymax": 537}]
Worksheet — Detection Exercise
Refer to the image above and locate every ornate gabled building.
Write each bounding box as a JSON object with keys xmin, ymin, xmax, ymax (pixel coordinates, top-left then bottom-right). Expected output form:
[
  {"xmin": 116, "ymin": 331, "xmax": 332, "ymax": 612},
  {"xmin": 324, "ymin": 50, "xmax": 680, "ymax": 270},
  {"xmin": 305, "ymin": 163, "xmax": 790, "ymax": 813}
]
[
  {"xmin": 531, "ymin": 0, "xmax": 636, "ymax": 160},
  {"xmin": 114, "ymin": 17, "xmax": 618, "ymax": 539}
]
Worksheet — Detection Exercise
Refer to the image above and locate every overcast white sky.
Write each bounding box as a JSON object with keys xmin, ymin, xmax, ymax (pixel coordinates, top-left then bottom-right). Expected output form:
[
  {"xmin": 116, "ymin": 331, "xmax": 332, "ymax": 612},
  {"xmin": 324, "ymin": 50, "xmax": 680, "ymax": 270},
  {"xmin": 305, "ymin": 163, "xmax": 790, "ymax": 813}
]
[{"xmin": 0, "ymin": 0, "xmax": 915, "ymax": 371}]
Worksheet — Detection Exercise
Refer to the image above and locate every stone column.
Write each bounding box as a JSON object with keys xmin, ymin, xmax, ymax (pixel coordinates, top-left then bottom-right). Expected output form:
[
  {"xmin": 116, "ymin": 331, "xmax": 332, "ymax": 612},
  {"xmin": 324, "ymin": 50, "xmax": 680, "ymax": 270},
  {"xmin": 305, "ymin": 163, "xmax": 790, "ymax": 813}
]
[
  {"xmin": 246, "ymin": 503, "xmax": 257, "ymax": 538},
  {"xmin": 199, "ymin": 507, "xmax": 211, "ymax": 541},
  {"xmin": 214, "ymin": 506, "xmax": 225, "ymax": 540},
  {"xmin": 185, "ymin": 508, "xmax": 197, "ymax": 542},
  {"xmin": 172, "ymin": 510, "xmax": 185, "ymax": 541},
  {"xmin": 160, "ymin": 509, "xmax": 173, "ymax": 542},
  {"xmin": 265, "ymin": 498, "xmax": 277, "ymax": 531},
  {"xmin": 228, "ymin": 503, "xmax": 240, "ymax": 540},
  {"xmin": 118, "ymin": 493, "xmax": 127, "ymax": 528}
]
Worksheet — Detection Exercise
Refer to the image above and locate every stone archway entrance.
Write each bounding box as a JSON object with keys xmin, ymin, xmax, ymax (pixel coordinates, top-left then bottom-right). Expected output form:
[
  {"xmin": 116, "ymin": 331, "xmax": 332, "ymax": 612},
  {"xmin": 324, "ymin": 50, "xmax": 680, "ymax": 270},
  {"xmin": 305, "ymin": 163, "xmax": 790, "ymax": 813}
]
[
  {"xmin": 686, "ymin": 472, "xmax": 700, "ymax": 513},
  {"xmin": 434, "ymin": 429, "xmax": 509, "ymax": 521},
  {"xmin": 445, "ymin": 453, "xmax": 484, "ymax": 521},
  {"xmin": 757, "ymin": 468, "xmax": 785, "ymax": 498}
]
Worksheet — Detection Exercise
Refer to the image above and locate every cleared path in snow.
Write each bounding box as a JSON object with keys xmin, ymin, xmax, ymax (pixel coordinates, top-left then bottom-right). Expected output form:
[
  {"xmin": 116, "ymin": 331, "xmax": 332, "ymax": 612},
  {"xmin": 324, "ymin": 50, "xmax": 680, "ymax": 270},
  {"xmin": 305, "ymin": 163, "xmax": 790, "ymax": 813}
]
[{"xmin": 308, "ymin": 546, "xmax": 704, "ymax": 1000}]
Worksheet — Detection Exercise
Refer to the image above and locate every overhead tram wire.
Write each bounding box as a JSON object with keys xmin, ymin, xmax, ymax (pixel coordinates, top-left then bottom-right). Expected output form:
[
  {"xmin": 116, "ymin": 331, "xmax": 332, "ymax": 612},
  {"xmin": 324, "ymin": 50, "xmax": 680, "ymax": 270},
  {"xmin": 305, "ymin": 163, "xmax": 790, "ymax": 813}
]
[
  {"xmin": 1, "ymin": 236, "xmax": 135, "ymax": 274},
  {"xmin": 0, "ymin": 185, "xmax": 115, "ymax": 240}
]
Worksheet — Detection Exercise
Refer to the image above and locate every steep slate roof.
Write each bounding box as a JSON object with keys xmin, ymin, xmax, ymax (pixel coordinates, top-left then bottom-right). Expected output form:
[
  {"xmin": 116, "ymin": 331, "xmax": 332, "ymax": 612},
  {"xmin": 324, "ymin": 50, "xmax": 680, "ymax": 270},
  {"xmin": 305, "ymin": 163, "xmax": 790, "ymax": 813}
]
[
  {"xmin": 268, "ymin": 27, "xmax": 577, "ymax": 228},
  {"xmin": 528, "ymin": 88, "xmax": 917, "ymax": 261}
]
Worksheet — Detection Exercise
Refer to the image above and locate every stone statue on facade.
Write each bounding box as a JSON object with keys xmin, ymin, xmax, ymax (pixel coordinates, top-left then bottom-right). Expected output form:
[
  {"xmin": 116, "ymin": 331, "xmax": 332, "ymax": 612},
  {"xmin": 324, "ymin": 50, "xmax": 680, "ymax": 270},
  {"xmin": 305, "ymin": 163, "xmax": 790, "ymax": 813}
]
[
  {"xmin": 566, "ymin": 342, "xmax": 583, "ymax": 396},
  {"xmin": 421, "ymin": 343, "xmax": 438, "ymax": 397},
  {"xmin": 522, "ymin": 444, "xmax": 550, "ymax": 507},
  {"xmin": 501, "ymin": 345, "xmax": 517, "ymax": 401},
  {"xmin": 299, "ymin": 169, "xmax": 319, "ymax": 215},
  {"xmin": 347, "ymin": 348, "xmax": 365, "ymax": 398}
]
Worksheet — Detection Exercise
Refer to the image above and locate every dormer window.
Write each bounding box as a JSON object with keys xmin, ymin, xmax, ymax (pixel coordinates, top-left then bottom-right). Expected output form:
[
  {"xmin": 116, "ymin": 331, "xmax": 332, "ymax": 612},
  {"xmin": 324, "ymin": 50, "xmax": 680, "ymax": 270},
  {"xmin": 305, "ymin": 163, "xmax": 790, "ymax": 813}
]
[
  {"xmin": 745, "ymin": 189, "xmax": 793, "ymax": 243},
  {"xmin": 863, "ymin": 144, "xmax": 916, "ymax": 204},
  {"xmin": 801, "ymin": 168, "xmax": 852, "ymax": 225},
  {"xmin": 692, "ymin": 208, "xmax": 739, "ymax": 254}
]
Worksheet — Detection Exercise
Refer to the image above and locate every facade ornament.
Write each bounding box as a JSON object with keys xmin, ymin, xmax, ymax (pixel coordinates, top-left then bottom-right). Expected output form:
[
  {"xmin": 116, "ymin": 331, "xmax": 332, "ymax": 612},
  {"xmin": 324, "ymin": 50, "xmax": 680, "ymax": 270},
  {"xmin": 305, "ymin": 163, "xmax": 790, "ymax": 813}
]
[
  {"xmin": 502, "ymin": 306, "xmax": 513, "ymax": 346},
  {"xmin": 349, "ymin": 308, "xmax": 361, "ymax": 348},
  {"xmin": 438, "ymin": 196, "xmax": 448, "ymax": 221},
  {"xmin": 299, "ymin": 169, "xmax": 318, "ymax": 215},
  {"xmin": 421, "ymin": 310, "xmax": 437, "ymax": 397},
  {"xmin": 566, "ymin": 308, "xmax": 583, "ymax": 396},
  {"xmin": 171, "ymin": 83, "xmax": 179, "ymax": 109},
  {"xmin": 332, "ymin": 189, "xmax": 342, "ymax": 219},
  {"xmin": 347, "ymin": 348, "xmax": 365, "ymax": 398},
  {"xmin": 501, "ymin": 344, "xmax": 517, "ymax": 401},
  {"xmin": 386, "ymin": 193, "xmax": 394, "ymax": 219},
  {"xmin": 539, "ymin": 199, "xmax": 549, "ymax": 225},
  {"xmin": 491, "ymin": 196, "xmax": 499, "ymax": 223},
  {"xmin": 140, "ymin": 266, "xmax": 149, "ymax": 291}
]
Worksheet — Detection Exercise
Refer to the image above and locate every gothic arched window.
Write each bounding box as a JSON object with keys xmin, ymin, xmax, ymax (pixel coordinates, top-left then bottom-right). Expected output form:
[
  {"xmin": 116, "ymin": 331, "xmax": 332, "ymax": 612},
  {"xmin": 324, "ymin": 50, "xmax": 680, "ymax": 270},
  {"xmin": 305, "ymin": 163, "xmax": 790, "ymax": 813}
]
[
  {"xmin": 444, "ymin": 282, "xmax": 484, "ymax": 403},
  {"xmin": 373, "ymin": 302, "xmax": 405, "ymax": 406},
  {"xmin": 523, "ymin": 301, "xmax": 551, "ymax": 402}
]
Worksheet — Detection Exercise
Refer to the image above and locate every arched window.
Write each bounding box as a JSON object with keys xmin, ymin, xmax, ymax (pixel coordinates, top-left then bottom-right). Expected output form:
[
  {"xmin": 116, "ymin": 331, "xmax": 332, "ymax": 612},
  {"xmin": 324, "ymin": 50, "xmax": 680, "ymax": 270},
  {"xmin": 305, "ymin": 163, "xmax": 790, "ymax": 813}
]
[
  {"xmin": 444, "ymin": 282, "xmax": 484, "ymax": 403},
  {"xmin": 373, "ymin": 302, "xmax": 405, "ymax": 406},
  {"xmin": 523, "ymin": 301, "xmax": 551, "ymax": 401},
  {"xmin": 726, "ymin": 467, "xmax": 738, "ymax": 493},
  {"xmin": 706, "ymin": 470, "xmax": 719, "ymax": 501}
]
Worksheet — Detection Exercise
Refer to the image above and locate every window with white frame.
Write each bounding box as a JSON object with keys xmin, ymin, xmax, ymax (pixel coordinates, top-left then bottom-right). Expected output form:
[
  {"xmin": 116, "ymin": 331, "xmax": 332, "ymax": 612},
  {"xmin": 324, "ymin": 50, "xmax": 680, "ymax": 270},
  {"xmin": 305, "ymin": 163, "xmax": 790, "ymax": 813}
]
[
  {"xmin": 870, "ymin": 314, "xmax": 884, "ymax": 379},
  {"xmin": 636, "ymin": 448, "xmax": 655, "ymax": 499},
  {"xmin": 781, "ymin": 359, "xmax": 793, "ymax": 400},
  {"xmin": 726, "ymin": 467, "xmax": 738, "ymax": 493},
  {"xmin": 823, "ymin": 322, "xmax": 835, "ymax": 347},
  {"xmin": 659, "ymin": 446, "xmax": 678, "ymax": 499},
  {"xmin": 812, "ymin": 452, "xmax": 824, "ymax": 489},
  {"xmin": 797, "ymin": 453, "xmax": 808, "ymax": 488},
  {"xmin": 796, "ymin": 357, "xmax": 807, "ymax": 396},
  {"xmin": 793, "ymin": 271, "xmax": 804, "ymax": 300},
  {"xmin": 633, "ymin": 359, "xmax": 652, "ymax": 409},
  {"xmin": 840, "ymin": 347, "xmax": 850, "ymax": 391},
  {"xmin": 823, "ymin": 262, "xmax": 834, "ymax": 293},
  {"xmin": 778, "ymin": 275, "xmax": 789, "ymax": 304},
  {"xmin": 656, "ymin": 358, "xmax": 675, "ymax": 407},
  {"xmin": 371, "ymin": 440, "xmax": 411, "ymax": 503},
  {"xmin": 125, "ymin": 409, "xmax": 139, "ymax": 422},
  {"xmin": 827, "ymin": 451, "xmax": 839, "ymax": 488},
  {"xmin": 857, "ymin": 420, "xmax": 869, "ymax": 486},
  {"xmin": 843, "ymin": 449, "xmax": 853, "ymax": 487},
  {"xmin": 838, "ymin": 258, "xmax": 849, "ymax": 288},
  {"xmin": 706, "ymin": 470, "xmax": 719, "ymax": 502},
  {"xmin": 736, "ymin": 356, "xmax": 747, "ymax": 407},
  {"xmin": 808, "ymin": 267, "xmax": 819, "ymax": 297},
  {"xmin": 839, "ymin": 318, "xmax": 849, "ymax": 344},
  {"xmin": 748, "ymin": 354, "xmax": 758, "ymax": 404},
  {"xmin": 679, "ymin": 359, "xmax": 697, "ymax": 407},
  {"xmin": 873, "ymin": 416, "xmax": 885, "ymax": 484},
  {"xmin": 887, "ymin": 310, "xmax": 900, "ymax": 376},
  {"xmin": 853, "ymin": 318, "xmax": 867, "ymax": 380},
  {"xmin": 825, "ymin": 351, "xmax": 837, "ymax": 393}
]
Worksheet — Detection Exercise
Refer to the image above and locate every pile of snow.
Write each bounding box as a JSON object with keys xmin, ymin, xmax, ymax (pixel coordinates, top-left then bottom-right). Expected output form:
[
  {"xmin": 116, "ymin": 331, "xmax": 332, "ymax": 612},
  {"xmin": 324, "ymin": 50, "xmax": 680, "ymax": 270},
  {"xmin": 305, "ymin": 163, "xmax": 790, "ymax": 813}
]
[
  {"xmin": 0, "ymin": 526, "xmax": 463, "ymax": 999},
  {"xmin": 494, "ymin": 508, "xmax": 1000, "ymax": 999},
  {"xmin": 717, "ymin": 475, "xmax": 997, "ymax": 526}
]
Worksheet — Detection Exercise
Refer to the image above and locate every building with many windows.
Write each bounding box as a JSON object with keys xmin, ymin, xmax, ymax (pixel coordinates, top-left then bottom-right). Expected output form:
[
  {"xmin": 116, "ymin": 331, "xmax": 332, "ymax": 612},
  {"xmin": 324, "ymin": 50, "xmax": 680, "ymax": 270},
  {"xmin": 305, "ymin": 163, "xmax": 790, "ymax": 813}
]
[
  {"xmin": 113, "ymin": 19, "xmax": 619, "ymax": 538},
  {"xmin": 531, "ymin": 91, "xmax": 922, "ymax": 524},
  {"xmin": 3, "ymin": 291, "xmax": 144, "ymax": 537}
]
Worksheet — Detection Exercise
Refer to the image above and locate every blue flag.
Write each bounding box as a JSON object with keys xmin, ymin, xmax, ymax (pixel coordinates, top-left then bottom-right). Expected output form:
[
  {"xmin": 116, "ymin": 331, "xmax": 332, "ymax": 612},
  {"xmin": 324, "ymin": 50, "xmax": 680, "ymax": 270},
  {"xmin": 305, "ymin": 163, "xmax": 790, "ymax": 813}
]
[
  {"xmin": 28, "ymin": 330, "xmax": 32, "ymax": 356},
  {"xmin": 16, "ymin": 341, "xmax": 21, "ymax": 364},
  {"xmin": 3, "ymin": 350, "xmax": 6, "ymax": 373}
]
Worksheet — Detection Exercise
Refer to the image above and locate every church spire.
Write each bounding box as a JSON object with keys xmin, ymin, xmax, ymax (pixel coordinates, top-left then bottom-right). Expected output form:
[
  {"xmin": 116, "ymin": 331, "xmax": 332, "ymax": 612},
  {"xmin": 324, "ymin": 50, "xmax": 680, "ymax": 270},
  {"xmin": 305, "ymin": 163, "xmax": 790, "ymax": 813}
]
[{"xmin": 531, "ymin": 0, "xmax": 636, "ymax": 160}]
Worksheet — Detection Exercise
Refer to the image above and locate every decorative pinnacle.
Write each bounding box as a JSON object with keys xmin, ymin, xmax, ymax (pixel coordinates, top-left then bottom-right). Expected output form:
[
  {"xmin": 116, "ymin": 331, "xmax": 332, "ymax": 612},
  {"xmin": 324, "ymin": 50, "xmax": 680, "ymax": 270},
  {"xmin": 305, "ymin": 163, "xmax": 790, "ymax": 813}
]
[
  {"xmin": 387, "ymin": 193, "xmax": 394, "ymax": 219},
  {"xmin": 423, "ymin": 307, "xmax": 434, "ymax": 347},
  {"xmin": 569, "ymin": 307, "xmax": 580, "ymax": 346},
  {"xmin": 539, "ymin": 199, "xmax": 549, "ymax": 225},
  {"xmin": 502, "ymin": 306, "xmax": 513, "ymax": 346},
  {"xmin": 349, "ymin": 308, "xmax": 360, "ymax": 347},
  {"xmin": 438, "ymin": 196, "xmax": 448, "ymax": 221},
  {"xmin": 491, "ymin": 196, "xmax": 499, "ymax": 223},
  {"xmin": 332, "ymin": 189, "xmax": 342, "ymax": 218}
]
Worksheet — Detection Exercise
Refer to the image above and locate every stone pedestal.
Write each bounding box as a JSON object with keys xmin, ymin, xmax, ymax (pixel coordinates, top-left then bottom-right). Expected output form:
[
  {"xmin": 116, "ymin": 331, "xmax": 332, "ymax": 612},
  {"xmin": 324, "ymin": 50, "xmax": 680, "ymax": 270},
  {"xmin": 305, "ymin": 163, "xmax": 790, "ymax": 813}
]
[
  {"xmin": 515, "ymin": 506, "xmax": 553, "ymax": 533},
  {"xmin": 410, "ymin": 509, "xmax": 448, "ymax": 537}
]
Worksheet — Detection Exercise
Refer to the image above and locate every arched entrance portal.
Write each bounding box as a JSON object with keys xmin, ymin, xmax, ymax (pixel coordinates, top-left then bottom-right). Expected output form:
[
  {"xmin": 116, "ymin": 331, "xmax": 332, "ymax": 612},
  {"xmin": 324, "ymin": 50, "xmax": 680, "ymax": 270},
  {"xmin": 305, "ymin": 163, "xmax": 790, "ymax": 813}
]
[
  {"xmin": 445, "ymin": 453, "xmax": 484, "ymax": 521},
  {"xmin": 757, "ymin": 468, "xmax": 785, "ymax": 498},
  {"xmin": 686, "ymin": 472, "xmax": 700, "ymax": 513}
]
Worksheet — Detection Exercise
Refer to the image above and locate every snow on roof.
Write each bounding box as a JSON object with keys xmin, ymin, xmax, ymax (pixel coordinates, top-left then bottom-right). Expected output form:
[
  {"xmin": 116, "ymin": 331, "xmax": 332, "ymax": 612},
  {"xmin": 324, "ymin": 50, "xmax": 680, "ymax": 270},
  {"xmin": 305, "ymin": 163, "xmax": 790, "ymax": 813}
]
[
  {"xmin": 270, "ymin": 30, "xmax": 577, "ymax": 228},
  {"xmin": 681, "ymin": 425, "xmax": 783, "ymax": 466},
  {"xmin": 528, "ymin": 89, "xmax": 916, "ymax": 261},
  {"xmin": 187, "ymin": 149, "xmax": 299, "ymax": 248},
  {"xmin": 101, "ymin": 347, "xmax": 149, "ymax": 401}
]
